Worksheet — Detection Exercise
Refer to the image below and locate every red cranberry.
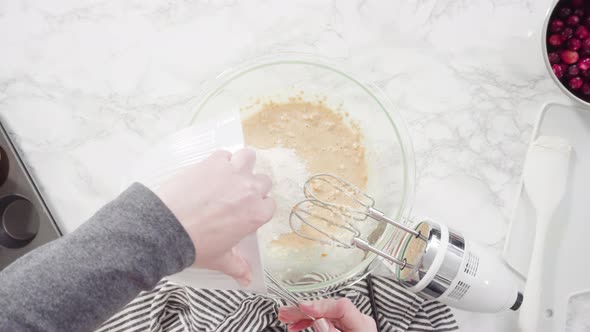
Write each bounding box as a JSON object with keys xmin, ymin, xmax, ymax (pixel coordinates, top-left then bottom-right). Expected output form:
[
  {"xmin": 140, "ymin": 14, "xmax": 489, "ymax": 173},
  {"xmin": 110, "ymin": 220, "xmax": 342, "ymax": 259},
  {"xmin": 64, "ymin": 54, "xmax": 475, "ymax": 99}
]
[
  {"xmin": 551, "ymin": 19, "xmax": 565, "ymax": 32},
  {"xmin": 584, "ymin": 16, "xmax": 590, "ymax": 27},
  {"xmin": 549, "ymin": 52, "xmax": 561, "ymax": 63},
  {"xmin": 574, "ymin": 8, "xmax": 585, "ymax": 17},
  {"xmin": 576, "ymin": 26, "xmax": 589, "ymax": 39},
  {"xmin": 570, "ymin": 76, "xmax": 583, "ymax": 89},
  {"xmin": 559, "ymin": 7, "xmax": 573, "ymax": 19},
  {"xmin": 578, "ymin": 57, "xmax": 590, "ymax": 70},
  {"xmin": 549, "ymin": 34, "xmax": 564, "ymax": 46},
  {"xmin": 568, "ymin": 15, "xmax": 581, "ymax": 26},
  {"xmin": 553, "ymin": 64, "xmax": 567, "ymax": 78},
  {"xmin": 561, "ymin": 27, "xmax": 574, "ymax": 40},
  {"xmin": 583, "ymin": 83, "xmax": 590, "ymax": 95},
  {"xmin": 568, "ymin": 64, "xmax": 581, "ymax": 76},
  {"xmin": 572, "ymin": 0, "xmax": 584, "ymax": 8},
  {"xmin": 569, "ymin": 38, "xmax": 582, "ymax": 50},
  {"xmin": 582, "ymin": 70, "xmax": 590, "ymax": 78},
  {"xmin": 561, "ymin": 50, "xmax": 580, "ymax": 64}
]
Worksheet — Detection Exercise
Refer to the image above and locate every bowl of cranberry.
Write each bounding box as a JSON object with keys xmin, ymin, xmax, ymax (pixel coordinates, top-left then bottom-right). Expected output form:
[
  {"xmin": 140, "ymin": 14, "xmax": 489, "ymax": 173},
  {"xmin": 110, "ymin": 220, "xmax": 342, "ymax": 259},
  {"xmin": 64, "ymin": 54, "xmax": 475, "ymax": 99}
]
[{"xmin": 545, "ymin": 0, "xmax": 590, "ymax": 105}]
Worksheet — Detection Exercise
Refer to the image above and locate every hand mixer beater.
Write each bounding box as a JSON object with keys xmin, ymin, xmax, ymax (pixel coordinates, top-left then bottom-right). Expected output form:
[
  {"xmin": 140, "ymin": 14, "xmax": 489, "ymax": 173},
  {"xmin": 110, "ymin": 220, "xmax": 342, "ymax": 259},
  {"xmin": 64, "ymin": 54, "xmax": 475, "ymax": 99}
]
[{"xmin": 290, "ymin": 174, "xmax": 523, "ymax": 313}]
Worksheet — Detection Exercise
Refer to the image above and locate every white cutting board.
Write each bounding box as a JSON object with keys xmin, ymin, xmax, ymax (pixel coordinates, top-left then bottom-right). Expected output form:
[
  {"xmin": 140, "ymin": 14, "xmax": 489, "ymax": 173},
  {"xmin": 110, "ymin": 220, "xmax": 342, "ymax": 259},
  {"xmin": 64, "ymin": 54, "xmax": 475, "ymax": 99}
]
[
  {"xmin": 503, "ymin": 103, "xmax": 590, "ymax": 331},
  {"xmin": 123, "ymin": 110, "xmax": 267, "ymax": 293}
]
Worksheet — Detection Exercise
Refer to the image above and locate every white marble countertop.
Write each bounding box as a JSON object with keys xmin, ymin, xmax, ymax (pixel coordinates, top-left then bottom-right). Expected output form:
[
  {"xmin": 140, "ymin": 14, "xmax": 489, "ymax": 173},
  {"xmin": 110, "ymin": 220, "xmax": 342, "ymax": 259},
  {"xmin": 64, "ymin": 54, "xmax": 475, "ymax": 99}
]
[{"xmin": 0, "ymin": 0, "xmax": 578, "ymax": 330}]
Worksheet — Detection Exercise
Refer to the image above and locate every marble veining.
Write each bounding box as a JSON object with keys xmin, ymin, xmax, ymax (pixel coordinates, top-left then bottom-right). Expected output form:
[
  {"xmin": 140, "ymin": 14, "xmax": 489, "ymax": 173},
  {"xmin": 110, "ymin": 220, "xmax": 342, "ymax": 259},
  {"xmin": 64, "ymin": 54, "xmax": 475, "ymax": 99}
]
[{"xmin": 0, "ymin": 0, "xmax": 578, "ymax": 330}]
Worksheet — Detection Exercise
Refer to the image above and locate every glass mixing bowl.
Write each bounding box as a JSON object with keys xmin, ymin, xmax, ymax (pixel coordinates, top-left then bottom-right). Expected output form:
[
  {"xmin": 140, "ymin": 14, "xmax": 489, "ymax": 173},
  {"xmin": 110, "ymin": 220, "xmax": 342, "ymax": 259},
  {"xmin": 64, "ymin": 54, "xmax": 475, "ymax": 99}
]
[{"xmin": 190, "ymin": 54, "xmax": 416, "ymax": 295}]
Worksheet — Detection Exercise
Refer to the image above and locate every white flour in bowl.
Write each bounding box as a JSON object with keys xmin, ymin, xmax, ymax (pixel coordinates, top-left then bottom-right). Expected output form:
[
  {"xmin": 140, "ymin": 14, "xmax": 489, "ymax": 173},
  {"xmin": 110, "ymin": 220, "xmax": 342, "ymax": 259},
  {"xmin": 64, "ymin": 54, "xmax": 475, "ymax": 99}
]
[
  {"xmin": 254, "ymin": 147, "xmax": 369, "ymax": 282},
  {"xmin": 255, "ymin": 147, "xmax": 309, "ymax": 246}
]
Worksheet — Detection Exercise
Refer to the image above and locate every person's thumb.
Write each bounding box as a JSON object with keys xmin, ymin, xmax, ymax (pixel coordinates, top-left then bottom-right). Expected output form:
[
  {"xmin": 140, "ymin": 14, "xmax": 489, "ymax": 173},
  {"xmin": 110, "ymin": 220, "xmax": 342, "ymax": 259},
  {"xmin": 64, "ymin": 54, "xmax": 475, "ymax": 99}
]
[
  {"xmin": 213, "ymin": 248, "xmax": 252, "ymax": 287},
  {"xmin": 300, "ymin": 298, "xmax": 370, "ymax": 332}
]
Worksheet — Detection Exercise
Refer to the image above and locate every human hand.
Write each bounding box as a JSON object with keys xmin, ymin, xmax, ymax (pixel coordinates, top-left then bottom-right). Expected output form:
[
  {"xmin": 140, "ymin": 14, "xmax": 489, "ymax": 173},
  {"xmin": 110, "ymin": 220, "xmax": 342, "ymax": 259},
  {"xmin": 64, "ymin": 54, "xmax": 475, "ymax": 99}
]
[
  {"xmin": 278, "ymin": 298, "xmax": 377, "ymax": 332},
  {"xmin": 155, "ymin": 148, "xmax": 275, "ymax": 286}
]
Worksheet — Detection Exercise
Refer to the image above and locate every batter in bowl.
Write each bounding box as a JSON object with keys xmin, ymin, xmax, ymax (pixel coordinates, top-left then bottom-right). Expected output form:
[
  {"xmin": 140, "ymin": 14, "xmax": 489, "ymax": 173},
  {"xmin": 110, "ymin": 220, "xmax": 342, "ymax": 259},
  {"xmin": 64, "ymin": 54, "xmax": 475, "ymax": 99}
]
[{"xmin": 242, "ymin": 97, "xmax": 377, "ymax": 281}]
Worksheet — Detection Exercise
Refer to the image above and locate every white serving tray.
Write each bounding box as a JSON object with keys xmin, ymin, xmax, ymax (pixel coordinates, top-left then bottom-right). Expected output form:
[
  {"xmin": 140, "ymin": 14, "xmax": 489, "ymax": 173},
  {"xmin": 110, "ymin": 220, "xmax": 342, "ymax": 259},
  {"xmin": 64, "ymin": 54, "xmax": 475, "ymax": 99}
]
[{"xmin": 503, "ymin": 103, "xmax": 590, "ymax": 331}]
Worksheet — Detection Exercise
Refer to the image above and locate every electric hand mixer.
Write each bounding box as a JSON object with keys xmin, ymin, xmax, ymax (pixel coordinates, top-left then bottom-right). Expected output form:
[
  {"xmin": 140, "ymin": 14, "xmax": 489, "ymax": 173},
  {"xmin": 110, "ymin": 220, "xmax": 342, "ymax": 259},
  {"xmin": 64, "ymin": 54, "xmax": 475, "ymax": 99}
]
[{"xmin": 290, "ymin": 174, "xmax": 523, "ymax": 313}]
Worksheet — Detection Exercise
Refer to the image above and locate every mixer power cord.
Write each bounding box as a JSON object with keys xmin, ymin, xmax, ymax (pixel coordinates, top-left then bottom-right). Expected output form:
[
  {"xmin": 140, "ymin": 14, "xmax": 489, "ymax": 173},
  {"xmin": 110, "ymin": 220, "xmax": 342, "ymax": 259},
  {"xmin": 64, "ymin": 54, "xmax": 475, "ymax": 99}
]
[{"xmin": 366, "ymin": 273, "xmax": 382, "ymax": 332}]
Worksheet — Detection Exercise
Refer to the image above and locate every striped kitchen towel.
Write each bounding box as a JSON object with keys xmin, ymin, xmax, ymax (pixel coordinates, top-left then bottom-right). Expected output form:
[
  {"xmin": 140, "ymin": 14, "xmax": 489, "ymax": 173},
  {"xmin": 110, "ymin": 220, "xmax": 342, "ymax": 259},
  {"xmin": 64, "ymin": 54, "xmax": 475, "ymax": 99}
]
[{"xmin": 97, "ymin": 276, "xmax": 459, "ymax": 332}]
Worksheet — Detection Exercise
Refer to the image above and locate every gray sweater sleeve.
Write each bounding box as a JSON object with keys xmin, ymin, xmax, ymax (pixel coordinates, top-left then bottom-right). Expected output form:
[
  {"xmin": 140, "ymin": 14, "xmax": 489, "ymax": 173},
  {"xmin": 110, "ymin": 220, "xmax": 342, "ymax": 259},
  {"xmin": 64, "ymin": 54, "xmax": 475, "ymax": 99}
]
[{"xmin": 0, "ymin": 183, "xmax": 196, "ymax": 332}]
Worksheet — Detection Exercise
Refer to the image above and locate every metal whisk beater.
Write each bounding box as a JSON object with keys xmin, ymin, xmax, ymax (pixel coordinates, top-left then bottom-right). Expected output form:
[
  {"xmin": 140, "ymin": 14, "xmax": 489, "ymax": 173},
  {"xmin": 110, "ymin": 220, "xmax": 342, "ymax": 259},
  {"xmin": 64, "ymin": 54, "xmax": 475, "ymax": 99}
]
[
  {"xmin": 289, "ymin": 174, "xmax": 524, "ymax": 314},
  {"xmin": 289, "ymin": 173, "xmax": 426, "ymax": 271}
]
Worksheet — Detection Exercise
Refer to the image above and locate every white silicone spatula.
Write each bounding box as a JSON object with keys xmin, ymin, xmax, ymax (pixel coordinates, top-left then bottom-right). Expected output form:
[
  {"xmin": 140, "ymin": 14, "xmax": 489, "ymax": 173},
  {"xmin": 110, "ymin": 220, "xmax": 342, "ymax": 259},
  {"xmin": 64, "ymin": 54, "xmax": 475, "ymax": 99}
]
[{"xmin": 518, "ymin": 136, "xmax": 572, "ymax": 332}]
